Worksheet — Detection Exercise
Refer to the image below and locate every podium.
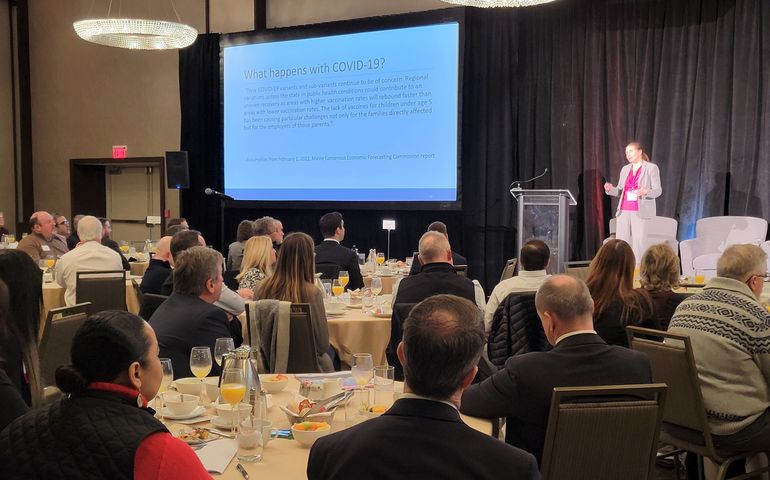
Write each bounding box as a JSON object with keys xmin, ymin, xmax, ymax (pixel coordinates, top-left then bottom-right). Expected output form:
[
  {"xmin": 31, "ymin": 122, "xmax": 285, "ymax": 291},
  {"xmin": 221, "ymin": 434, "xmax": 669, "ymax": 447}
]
[{"xmin": 510, "ymin": 188, "xmax": 577, "ymax": 273}]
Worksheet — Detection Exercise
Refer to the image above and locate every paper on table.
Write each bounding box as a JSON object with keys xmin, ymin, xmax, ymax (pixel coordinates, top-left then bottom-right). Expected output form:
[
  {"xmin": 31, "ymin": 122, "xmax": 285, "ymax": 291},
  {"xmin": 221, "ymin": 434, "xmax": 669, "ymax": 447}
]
[
  {"xmin": 195, "ymin": 438, "xmax": 238, "ymax": 474},
  {"xmin": 295, "ymin": 371, "xmax": 352, "ymax": 380}
]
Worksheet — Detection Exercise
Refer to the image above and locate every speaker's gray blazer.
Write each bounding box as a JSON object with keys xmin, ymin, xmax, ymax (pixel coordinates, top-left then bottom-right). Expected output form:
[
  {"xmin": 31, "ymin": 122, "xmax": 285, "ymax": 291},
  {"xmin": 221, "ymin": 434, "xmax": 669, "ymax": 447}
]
[{"xmin": 607, "ymin": 161, "xmax": 662, "ymax": 219}]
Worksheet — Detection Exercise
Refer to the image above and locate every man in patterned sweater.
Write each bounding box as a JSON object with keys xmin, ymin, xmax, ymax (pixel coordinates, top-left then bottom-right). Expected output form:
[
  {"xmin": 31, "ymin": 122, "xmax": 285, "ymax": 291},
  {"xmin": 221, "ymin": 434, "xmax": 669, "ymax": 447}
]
[{"xmin": 669, "ymin": 244, "xmax": 770, "ymax": 452}]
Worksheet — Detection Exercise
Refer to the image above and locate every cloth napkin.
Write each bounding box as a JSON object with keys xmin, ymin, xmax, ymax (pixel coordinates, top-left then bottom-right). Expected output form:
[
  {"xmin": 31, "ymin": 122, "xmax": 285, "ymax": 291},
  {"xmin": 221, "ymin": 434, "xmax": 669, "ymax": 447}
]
[{"xmin": 194, "ymin": 439, "xmax": 238, "ymax": 474}]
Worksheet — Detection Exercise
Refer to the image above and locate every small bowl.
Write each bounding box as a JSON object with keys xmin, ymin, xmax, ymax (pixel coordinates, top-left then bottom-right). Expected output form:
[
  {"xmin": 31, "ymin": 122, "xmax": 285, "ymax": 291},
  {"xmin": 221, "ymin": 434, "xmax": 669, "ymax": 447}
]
[
  {"xmin": 203, "ymin": 377, "xmax": 220, "ymax": 401},
  {"xmin": 164, "ymin": 393, "xmax": 199, "ymax": 416},
  {"xmin": 281, "ymin": 405, "xmax": 337, "ymax": 426},
  {"xmin": 260, "ymin": 374, "xmax": 288, "ymax": 393},
  {"xmin": 174, "ymin": 377, "xmax": 203, "ymax": 395},
  {"xmin": 291, "ymin": 422, "xmax": 332, "ymax": 447},
  {"xmin": 215, "ymin": 402, "xmax": 252, "ymax": 421}
]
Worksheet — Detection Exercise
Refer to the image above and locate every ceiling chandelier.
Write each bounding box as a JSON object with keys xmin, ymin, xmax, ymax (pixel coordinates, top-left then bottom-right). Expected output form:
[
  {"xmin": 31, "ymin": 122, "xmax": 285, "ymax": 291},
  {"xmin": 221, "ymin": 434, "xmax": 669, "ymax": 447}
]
[
  {"xmin": 73, "ymin": 1, "xmax": 197, "ymax": 50},
  {"xmin": 440, "ymin": 0, "xmax": 558, "ymax": 6}
]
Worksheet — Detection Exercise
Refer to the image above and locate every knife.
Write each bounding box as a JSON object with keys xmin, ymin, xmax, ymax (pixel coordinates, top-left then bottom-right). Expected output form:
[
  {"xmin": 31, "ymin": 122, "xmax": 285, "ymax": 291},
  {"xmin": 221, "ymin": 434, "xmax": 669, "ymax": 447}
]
[{"xmin": 236, "ymin": 463, "xmax": 250, "ymax": 480}]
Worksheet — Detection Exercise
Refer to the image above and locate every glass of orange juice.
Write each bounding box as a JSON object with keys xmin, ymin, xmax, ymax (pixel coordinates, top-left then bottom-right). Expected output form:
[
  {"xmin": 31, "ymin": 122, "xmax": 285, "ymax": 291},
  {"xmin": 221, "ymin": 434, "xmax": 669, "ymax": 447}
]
[
  {"xmin": 694, "ymin": 270, "xmax": 706, "ymax": 285},
  {"xmin": 376, "ymin": 253, "xmax": 385, "ymax": 266},
  {"xmin": 338, "ymin": 271, "xmax": 349, "ymax": 290},
  {"xmin": 220, "ymin": 368, "xmax": 246, "ymax": 433},
  {"xmin": 332, "ymin": 279, "xmax": 344, "ymax": 298}
]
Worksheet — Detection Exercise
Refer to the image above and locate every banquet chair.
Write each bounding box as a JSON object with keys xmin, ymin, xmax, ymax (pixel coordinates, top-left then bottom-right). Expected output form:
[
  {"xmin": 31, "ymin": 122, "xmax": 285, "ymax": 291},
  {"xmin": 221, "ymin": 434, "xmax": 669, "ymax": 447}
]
[
  {"xmin": 75, "ymin": 270, "xmax": 127, "ymax": 315},
  {"xmin": 38, "ymin": 310, "xmax": 89, "ymax": 386},
  {"xmin": 315, "ymin": 262, "xmax": 341, "ymax": 281},
  {"xmin": 246, "ymin": 301, "xmax": 321, "ymax": 373},
  {"xmin": 487, "ymin": 292, "xmax": 547, "ymax": 369},
  {"xmin": 454, "ymin": 265, "xmax": 468, "ymax": 277},
  {"xmin": 627, "ymin": 326, "xmax": 770, "ymax": 480},
  {"xmin": 564, "ymin": 261, "xmax": 592, "ymax": 282},
  {"xmin": 388, "ymin": 302, "xmax": 417, "ymax": 381},
  {"xmin": 139, "ymin": 293, "xmax": 169, "ymax": 320},
  {"xmin": 223, "ymin": 269, "xmax": 240, "ymax": 291},
  {"xmin": 38, "ymin": 303, "xmax": 90, "ymax": 345},
  {"xmin": 540, "ymin": 384, "xmax": 667, "ymax": 480},
  {"xmin": 500, "ymin": 258, "xmax": 518, "ymax": 282}
]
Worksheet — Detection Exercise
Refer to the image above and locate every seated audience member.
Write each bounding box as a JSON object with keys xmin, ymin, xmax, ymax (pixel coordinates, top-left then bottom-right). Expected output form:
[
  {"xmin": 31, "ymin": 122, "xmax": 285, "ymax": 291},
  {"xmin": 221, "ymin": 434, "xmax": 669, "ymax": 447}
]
[
  {"xmin": 50, "ymin": 213, "xmax": 71, "ymax": 255},
  {"xmin": 166, "ymin": 217, "xmax": 189, "ymax": 230},
  {"xmin": 314, "ymin": 212, "xmax": 364, "ymax": 291},
  {"xmin": 0, "ymin": 311, "xmax": 210, "ymax": 479},
  {"xmin": 139, "ymin": 236, "xmax": 173, "ymax": 295},
  {"xmin": 256, "ymin": 232, "xmax": 334, "ymax": 372},
  {"xmin": 393, "ymin": 231, "xmax": 485, "ymax": 312},
  {"xmin": 237, "ymin": 236, "xmax": 275, "ymax": 292},
  {"xmin": 66, "ymin": 214, "xmax": 84, "ymax": 250},
  {"xmin": 308, "ymin": 295, "xmax": 539, "ymax": 479},
  {"xmin": 227, "ymin": 219, "xmax": 256, "ymax": 271},
  {"xmin": 16, "ymin": 211, "xmax": 68, "ymax": 261},
  {"xmin": 460, "ymin": 275, "xmax": 652, "ymax": 463},
  {"xmin": 586, "ymin": 239, "xmax": 657, "ymax": 346},
  {"xmin": 669, "ymin": 244, "xmax": 770, "ymax": 453},
  {"xmin": 165, "ymin": 224, "xmax": 188, "ymax": 237},
  {"xmin": 98, "ymin": 217, "xmax": 131, "ymax": 271},
  {"xmin": 149, "ymin": 246, "xmax": 237, "ymax": 378},
  {"xmin": 484, "ymin": 239, "xmax": 551, "ymax": 333},
  {"xmin": 253, "ymin": 216, "xmax": 284, "ymax": 251},
  {"xmin": 408, "ymin": 221, "xmax": 468, "ymax": 275},
  {"xmin": 55, "ymin": 216, "xmax": 124, "ymax": 306},
  {"xmin": 637, "ymin": 243, "xmax": 684, "ymax": 330},
  {"xmin": 0, "ymin": 250, "xmax": 43, "ymax": 430},
  {"xmin": 0, "ymin": 211, "xmax": 8, "ymax": 236}
]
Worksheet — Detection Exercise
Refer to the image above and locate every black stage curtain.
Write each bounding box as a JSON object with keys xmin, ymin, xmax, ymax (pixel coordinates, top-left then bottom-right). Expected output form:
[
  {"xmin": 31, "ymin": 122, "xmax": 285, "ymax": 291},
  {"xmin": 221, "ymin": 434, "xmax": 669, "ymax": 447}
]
[{"xmin": 180, "ymin": 1, "xmax": 770, "ymax": 291}]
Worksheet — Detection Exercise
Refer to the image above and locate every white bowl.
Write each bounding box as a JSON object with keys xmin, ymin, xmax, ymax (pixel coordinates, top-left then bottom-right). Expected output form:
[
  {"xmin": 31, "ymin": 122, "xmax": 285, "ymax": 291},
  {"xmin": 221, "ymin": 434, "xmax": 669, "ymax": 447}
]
[
  {"xmin": 324, "ymin": 302, "xmax": 346, "ymax": 315},
  {"xmin": 164, "ymin": 393, "xmax": 199, "ymax": 415},
  {"xmin": 282, "ymin": 405, "xmax": 337, "ymax": 426},
  {"xmin": 203, "ymin": 377, "xmax": 220, "ymax": 401},
  {"xmin": 291, "ymin": 422, "xmax": 332, "ymax": 447},
  {"xmin": 215, "ymin": 402, "xmax": 252, "ymax": 421},
  {"xmin": 174, "ymin": 377, "xmax": 203, "ymax": 395},
  {"xmin": 260, "ymin": 374, "xmax": 288, "ymax": 393}
]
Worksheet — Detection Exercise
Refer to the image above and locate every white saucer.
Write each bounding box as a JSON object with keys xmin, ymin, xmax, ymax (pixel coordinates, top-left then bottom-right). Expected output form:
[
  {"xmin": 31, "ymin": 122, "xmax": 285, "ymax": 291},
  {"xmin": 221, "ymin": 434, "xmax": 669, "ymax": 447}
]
[
  {"xmin": 159, "ymin": 405, "xmax": 206, "ymax": 420},
  {"xmin": 345, "ymin": 303, "xmax": 363, "ymax": 309},
  {"xmin": 211, "ymin": 415, "xmax": 240, "ymax": 429}
]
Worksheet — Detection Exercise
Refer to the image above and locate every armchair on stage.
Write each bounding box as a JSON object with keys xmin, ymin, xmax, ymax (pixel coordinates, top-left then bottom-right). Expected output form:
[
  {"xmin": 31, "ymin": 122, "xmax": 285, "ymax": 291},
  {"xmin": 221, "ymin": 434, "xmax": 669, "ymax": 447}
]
[{"xmin": 680, "ymin": 216, "xmax": 768, "ymax": 279}]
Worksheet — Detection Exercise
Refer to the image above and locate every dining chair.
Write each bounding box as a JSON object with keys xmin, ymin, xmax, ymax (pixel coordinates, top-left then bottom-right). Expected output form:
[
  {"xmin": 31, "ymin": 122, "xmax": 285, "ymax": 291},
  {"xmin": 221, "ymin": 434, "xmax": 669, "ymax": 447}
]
[
  {"xmin": 540, "ymin": 384, "xmax": 667, "ymax": 480},
  {"xmin": 139, "ymin": 293, "xmax": 169, "ymax": 320},
  {"xmin": 246, "ymin": 300, "xmax": 320, "ymax": 373},
  {"xmin": 75, "ymin": 270, "xmax": 127, "ymax": 315},
  {"xmin": 564, "ymin": 261, "xmax": 592, "ymax": 282},
  {"xmin": 38, "ymin": 310, "xmax": 89, "ymax": 386},
  {"xmin": 499, "ymin": 258, "xmax": 518, "ymax": 282},
  {"xmin": 453, "ymin": 265, "xmax": 468, "ymax": 277},
  {"xmin": 38, "ymin": 302, "xmax": 90, "ymax": 345}
]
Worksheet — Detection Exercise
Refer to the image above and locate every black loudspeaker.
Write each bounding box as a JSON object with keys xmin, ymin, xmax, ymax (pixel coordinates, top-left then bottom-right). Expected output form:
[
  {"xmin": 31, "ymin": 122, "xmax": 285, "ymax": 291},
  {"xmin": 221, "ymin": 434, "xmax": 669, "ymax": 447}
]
[{"xmin": 165, "ymin": 151, "xmax": 190, "ymax": 189}]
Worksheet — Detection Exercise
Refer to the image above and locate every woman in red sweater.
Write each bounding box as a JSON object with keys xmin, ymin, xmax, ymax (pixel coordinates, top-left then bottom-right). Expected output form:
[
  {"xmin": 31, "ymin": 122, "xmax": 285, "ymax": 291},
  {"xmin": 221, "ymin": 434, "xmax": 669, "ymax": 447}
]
[{"xmin": 0, "ymin": 311, "xmax": 211, "ymax": 479}]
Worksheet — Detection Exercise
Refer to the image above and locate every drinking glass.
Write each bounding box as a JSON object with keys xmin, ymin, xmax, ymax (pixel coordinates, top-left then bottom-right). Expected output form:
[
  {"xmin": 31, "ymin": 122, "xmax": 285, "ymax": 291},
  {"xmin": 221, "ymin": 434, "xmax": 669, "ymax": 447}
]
[
  {"xmin": 370, "ymin": 277, "xmax": 383, "ymax": 297},
  {"xmin": 376, "ymin": 252, "xmax": 385, "ymax": 266},
  {"xmin": 214, "ymin": 337, "xmax": 235, "ymax": 367},
  {"xmin": 373, "ymin": 365, "xmax": 395, "ymax": 410},
  {"xmin": 351, "ymin": 353, "xmax": 374, "ymax": 386},
  {"xmin": 338, "ymin": 271, "xmax": 350, "ymax": 290},
  {"xmin": 345, "ymin": 388, "xmax": 371, "ymax": 427},
  {"xmin": 220, "ymin": 368, "xmax": 246, "ymax": 433},
  {"xmin": 119, "ymin": 241, "xmax": 130, "ymax": 254},
  {"xmin": 321, "ymin": 279, "xmax": 332, "ymax": 298},
  {"xmin": 694, "ymin": 270, "xmax": 706, "ymax": 285},
  {"xmin": 238, "ymin": 417, "xmax": 264, "ymax": 463},
  {"xmin": 157, "ymin": 358, "xmax": 174, "ymax": 423},
  {"xmin": 190, "ymin": 346, "xmax": 212, "ymax": 404},
  {"xmin": 332, "ymin": 279, "xmax": 344, "ymax": 298},
  {"xmin": 361, "ymin": 288, "xmax": 374, "ymax": 314}
]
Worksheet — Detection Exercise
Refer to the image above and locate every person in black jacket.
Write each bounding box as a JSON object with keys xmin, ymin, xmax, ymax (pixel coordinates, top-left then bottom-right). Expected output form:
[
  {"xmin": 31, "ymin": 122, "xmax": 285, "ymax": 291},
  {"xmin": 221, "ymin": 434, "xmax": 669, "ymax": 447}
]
[
  {"xmin": 314, "ymin": 211, "xmax": 363, "ymax": 291},
  {"xmin": 460, "ymin": 275, "xmax": 652, "ymax": 464},
  {"xmin": 98, "ymin": 217, "xmax": 130, "ymax": 271},
  {"xmin": 308, "ymin": 295, "xmax": 539, "ymax": 480},
  {"xmin": 139, "ymin": 236, "xmax": 172, "ymax": 295},
  {"xmin": 408, "ymin": 220, "xmax": 467, "ymax": 275}
]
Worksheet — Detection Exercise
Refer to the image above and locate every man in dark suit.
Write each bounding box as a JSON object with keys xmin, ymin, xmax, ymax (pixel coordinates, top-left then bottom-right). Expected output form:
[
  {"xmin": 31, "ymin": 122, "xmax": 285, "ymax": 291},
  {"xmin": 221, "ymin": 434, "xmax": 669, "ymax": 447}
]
[
  {"xmin": 394, "ymin": 231, "xmax": 484, "ymax": 311},
  {"xmin": 139, "ymin": 235, "xmax": 172, "ymax": 295},
  {"xmin": 408, "ymin": 220, "xmax": 467, "ymax": 275},
  {"xmin": 460, "ymin": 275, "xmax": 652, "ymax": 463},
  {"xmin": 314, "ymin": 211, "xmax": 364, "ymax": 290},
  {"xmin": 307, "ymin": 295, "xmax": 539, "ymax": 480},
  {"xmin": 148, "ymin": 246, "xmax": 235, "ymax": 378}
]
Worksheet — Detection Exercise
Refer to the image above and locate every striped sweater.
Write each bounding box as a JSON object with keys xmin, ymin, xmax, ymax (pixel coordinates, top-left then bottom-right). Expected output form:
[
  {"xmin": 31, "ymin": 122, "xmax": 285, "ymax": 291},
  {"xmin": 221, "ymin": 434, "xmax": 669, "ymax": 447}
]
[{"xmin": 668, "ymin": 277, "xmax": 770, "ymax": 435}]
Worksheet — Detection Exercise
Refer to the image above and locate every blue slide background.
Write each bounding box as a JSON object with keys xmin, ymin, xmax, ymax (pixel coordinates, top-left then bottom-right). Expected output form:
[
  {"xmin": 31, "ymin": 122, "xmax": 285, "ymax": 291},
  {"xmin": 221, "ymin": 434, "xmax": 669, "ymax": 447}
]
[{"xmin": 223, "ymin": 23, "xmax": 459, "ymax": 202}]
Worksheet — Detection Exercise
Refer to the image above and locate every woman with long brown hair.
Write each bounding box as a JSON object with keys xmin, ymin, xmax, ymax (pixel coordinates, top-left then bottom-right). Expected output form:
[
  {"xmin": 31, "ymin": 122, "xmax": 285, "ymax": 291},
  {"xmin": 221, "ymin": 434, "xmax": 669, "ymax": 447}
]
[
  {"xmin": 585, "ymin": 239, "xmax": 658, "ymax": 346},
  {"xmin": 256, "ymin": 232, "xmax": 333, "ymax": 372}
]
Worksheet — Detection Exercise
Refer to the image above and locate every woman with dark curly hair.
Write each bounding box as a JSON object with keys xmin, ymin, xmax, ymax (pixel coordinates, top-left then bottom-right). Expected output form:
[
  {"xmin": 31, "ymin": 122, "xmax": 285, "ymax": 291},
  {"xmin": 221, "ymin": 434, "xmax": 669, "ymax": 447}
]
[{"xmin": 0, "ymin": 311, "xmax": 210, "ymax": 479}]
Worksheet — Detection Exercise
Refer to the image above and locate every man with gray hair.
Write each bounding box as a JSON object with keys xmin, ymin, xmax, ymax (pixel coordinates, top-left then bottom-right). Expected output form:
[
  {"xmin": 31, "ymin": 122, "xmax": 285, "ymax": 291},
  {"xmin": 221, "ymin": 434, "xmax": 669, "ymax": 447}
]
[
  {"xmin": 55, "ymin": 215, "xmax": 124, "ymax": 306},
  {"xmin": 460, "ymin": 274, "xmax": 651, "ymax": 463},
  {"xmin": 669, "ymin": 244, "xmax": 770, "ymax": 452},
  {"xmin": 254, "ymin": 215, "xmax": 284, "ymax": 250},
  {"xmin": 308, "ymin": 295, "xmax": 539, "ymax": 479},
  {"xmin": 149, "ymin": 246, "xmax": 236, "ymax": 378},
  {"xmin": 392, "ymin": 231, "xmax": 485, "ymax": 312}
]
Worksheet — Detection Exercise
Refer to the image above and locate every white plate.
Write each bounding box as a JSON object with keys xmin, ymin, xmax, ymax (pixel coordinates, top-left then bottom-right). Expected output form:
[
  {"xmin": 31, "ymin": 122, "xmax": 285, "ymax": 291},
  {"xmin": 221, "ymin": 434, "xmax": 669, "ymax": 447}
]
[
  {"xmin": 211, "ymin": 416, "xmax": 240, "ymax": 430},
  {"xmin": 159, "ymin": 405, "xmax": 206, "ymax": 420}
]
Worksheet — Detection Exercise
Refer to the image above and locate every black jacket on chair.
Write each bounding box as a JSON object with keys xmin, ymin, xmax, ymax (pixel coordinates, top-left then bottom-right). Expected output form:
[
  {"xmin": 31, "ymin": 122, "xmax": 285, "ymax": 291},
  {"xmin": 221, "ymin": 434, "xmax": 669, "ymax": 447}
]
[
  {"xmin": 487, "ymin": 292, "xmax": 549, "ymax": 369},
  {"xmin": 461, "ymin": 333, "xmax": 652, "ymax": 463},
  {"xmin": 313, "ymin": 240, "xmax": 363, "ymax": 290}
]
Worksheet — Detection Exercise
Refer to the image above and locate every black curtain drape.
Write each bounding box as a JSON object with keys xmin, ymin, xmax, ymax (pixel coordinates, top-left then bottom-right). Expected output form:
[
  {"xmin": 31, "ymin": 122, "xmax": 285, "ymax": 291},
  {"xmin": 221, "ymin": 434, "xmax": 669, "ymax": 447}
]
[{"xmin": 180, "ymin": 1, "xmax": 770, "ymax": 292}]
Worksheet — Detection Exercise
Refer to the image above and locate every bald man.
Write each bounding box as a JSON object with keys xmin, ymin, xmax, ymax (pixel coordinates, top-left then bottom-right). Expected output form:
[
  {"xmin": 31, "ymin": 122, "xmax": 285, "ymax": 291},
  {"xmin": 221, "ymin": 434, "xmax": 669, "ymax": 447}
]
[
  {"xmin": 140, "ymin": 236, "xmax": 173, "ymax": 295},
  {"xmin": 16, "ymin": 211, "xmax": 68, "ymax": 262}
]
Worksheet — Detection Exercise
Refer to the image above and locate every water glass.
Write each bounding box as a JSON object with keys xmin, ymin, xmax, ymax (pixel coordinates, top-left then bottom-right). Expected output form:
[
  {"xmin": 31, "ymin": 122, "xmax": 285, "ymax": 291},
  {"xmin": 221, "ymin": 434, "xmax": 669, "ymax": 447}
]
[
  {"xmin": 345, "ymin": 388, "xmax": 372, "ymax": 427},
  {"xmin": 351, "ymin": 353, "xmax": 374, "ymax": 386},
  {"xmin": 373, "ymin": 365, "xmax": 395, "ymax": 409},
  {"xmin": 237, "ymin": 416, "xmax": 263, "ymax": 463},
  {"xmin": 321, "ymin": 279, "xmax": 332, "ymax": 298},
  {"xmin": 214, "ymin": 337, "xmax": 235, "ymax": 367}
]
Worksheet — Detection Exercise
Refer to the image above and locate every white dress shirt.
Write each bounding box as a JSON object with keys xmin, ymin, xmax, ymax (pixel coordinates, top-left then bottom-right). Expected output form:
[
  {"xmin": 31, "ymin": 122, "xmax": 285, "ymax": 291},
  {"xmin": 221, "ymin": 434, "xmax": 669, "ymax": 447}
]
[
  {"xmin": 55, "ymin": 240, "xmax": 125, "ymax": 306},
  {"xmin": 484, "ymin": 270, "xmax": 550, "ymax": 333}
]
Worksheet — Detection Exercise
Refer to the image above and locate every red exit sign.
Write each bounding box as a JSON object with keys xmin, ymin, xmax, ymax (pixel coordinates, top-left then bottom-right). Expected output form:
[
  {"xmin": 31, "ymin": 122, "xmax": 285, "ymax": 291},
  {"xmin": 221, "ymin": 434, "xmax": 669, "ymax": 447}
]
[{"xmin": 112, "ymin": 145, "xmax": 127, "ymax": 158}]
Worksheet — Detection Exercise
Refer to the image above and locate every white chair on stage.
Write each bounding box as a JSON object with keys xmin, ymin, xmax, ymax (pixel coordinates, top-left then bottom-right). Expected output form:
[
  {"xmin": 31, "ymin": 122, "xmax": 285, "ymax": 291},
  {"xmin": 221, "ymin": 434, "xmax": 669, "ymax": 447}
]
[
  {"xmin": 680, "ymin": 216, "xmax": 768, "ymax": 280},
  {"xmin": 606, "ymin": 216, "xmax": 679, "ymax": 257}
]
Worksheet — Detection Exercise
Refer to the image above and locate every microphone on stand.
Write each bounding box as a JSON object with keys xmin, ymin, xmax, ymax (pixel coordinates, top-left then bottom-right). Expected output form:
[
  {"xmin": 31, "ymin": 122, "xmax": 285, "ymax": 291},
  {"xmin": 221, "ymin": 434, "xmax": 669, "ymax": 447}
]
[
  {"xmin": 510, "ymin": 168, "xmax": 549, "ymax": 190},
  {"xmin": 204, "ymin": 187, "xmax": 234, "ymax": 200}
]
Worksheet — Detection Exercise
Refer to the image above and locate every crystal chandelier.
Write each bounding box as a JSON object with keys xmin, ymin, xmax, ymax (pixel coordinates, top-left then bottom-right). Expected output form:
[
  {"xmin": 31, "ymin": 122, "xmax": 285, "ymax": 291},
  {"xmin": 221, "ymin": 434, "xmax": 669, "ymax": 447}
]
[
  {"xmin": 440, "ymin": 0, "xmax": 558, "ymax": 6},
  {"xmin": 73, "ymin": 1, "xmax": 197, "ymax": 50}
]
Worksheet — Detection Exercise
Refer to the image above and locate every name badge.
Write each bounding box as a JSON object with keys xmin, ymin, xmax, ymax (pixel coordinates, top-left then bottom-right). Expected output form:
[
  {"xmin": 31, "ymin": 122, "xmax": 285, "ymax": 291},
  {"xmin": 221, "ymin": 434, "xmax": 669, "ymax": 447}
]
[
  {"xmin": 41, "ymin": 245, "xmax": 51, "ymax": 251},
  {"xmin": 626, "ymin": 191, "xmax": 638, "ymax": 201}
]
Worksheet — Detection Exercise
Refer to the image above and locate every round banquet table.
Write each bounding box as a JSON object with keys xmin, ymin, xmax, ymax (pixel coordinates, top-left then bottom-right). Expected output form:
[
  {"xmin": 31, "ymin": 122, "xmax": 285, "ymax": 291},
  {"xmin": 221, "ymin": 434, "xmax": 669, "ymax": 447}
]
[
  {"xmin": 327, "ymin": 307, "xmax": 390, "ymax": 368},
  {"xmin": 164, "ymin": 375, "xmax": 491, "ymax": 479}
]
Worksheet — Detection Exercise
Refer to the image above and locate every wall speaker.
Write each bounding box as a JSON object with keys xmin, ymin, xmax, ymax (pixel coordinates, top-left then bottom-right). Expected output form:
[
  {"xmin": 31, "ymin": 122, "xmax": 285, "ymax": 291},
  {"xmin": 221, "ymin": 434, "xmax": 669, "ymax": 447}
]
[{"xmin": 165, "ymin": 151, "xmax": 190, "ymax": 189}]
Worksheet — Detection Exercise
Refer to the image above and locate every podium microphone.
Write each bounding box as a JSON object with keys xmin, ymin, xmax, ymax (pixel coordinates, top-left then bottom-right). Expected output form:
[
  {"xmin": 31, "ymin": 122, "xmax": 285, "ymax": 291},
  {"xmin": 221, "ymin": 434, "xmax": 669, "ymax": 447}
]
[
  {"xmin": 511, "ymin": 168, "xmax": 549, "ymax": 189},
  {"xmin": 204, "ymin": 187, "xmax": 234, "ymax": 200}
]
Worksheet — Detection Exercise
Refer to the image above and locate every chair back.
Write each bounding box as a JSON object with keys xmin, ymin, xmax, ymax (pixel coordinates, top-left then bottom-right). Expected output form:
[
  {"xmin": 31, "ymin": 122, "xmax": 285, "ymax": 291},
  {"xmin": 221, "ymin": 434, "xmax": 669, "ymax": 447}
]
[
  {"xmin": 387, "ymin": 302, "xmax": 417, "ymax": 381},
  {"xmin": 286, "ymin": 303, "xmax": 321, "ymax": 373},
  {"xmin": 315, "ymin": 262, "xmax": 341, "ymax": 281},
  {"xmin": 454, "ymin": 265, "xmax": 468, "ymax": 277},
  {"xmin": 139, "ymin": 293, "xmax": 169, "ymax": 320},
  {"xmin": 695, "ymin": 216, "xmax": 768, "ymax": 253},
  {"xmin": 38, "ymin": 310, "xmax": 89, "ymax": 386},
  {"xmin": 626, "ymin": 326, "xmax": 719, "ymax": 458},
  {"xmin": 564, "ymin": 261, "xmax": 592, "ymax": 281},
  {"xmin": 75, "ymin": 270, "xmax": 127, "ymax": 315},
  {"xmin": 39, "ymin": 303, "xmax": 91, "ymax": 346},
  {"xmin": 246, "ymin": 300, "xmax": 320, "ymax": 373},
  {"xmin": 223, "ymin": 269, "xmax": 240, "ymax": 291},
  {"xmin": 540, "ymin": 384, "xmax": 667, "ymax": 480},
  {"xmin": 487, "ymin": 292, "xmax": 546, "ymax": 369},
  {"xmin": 499, "ymin": 258, "xmax": 518, "ymax": 282}
]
